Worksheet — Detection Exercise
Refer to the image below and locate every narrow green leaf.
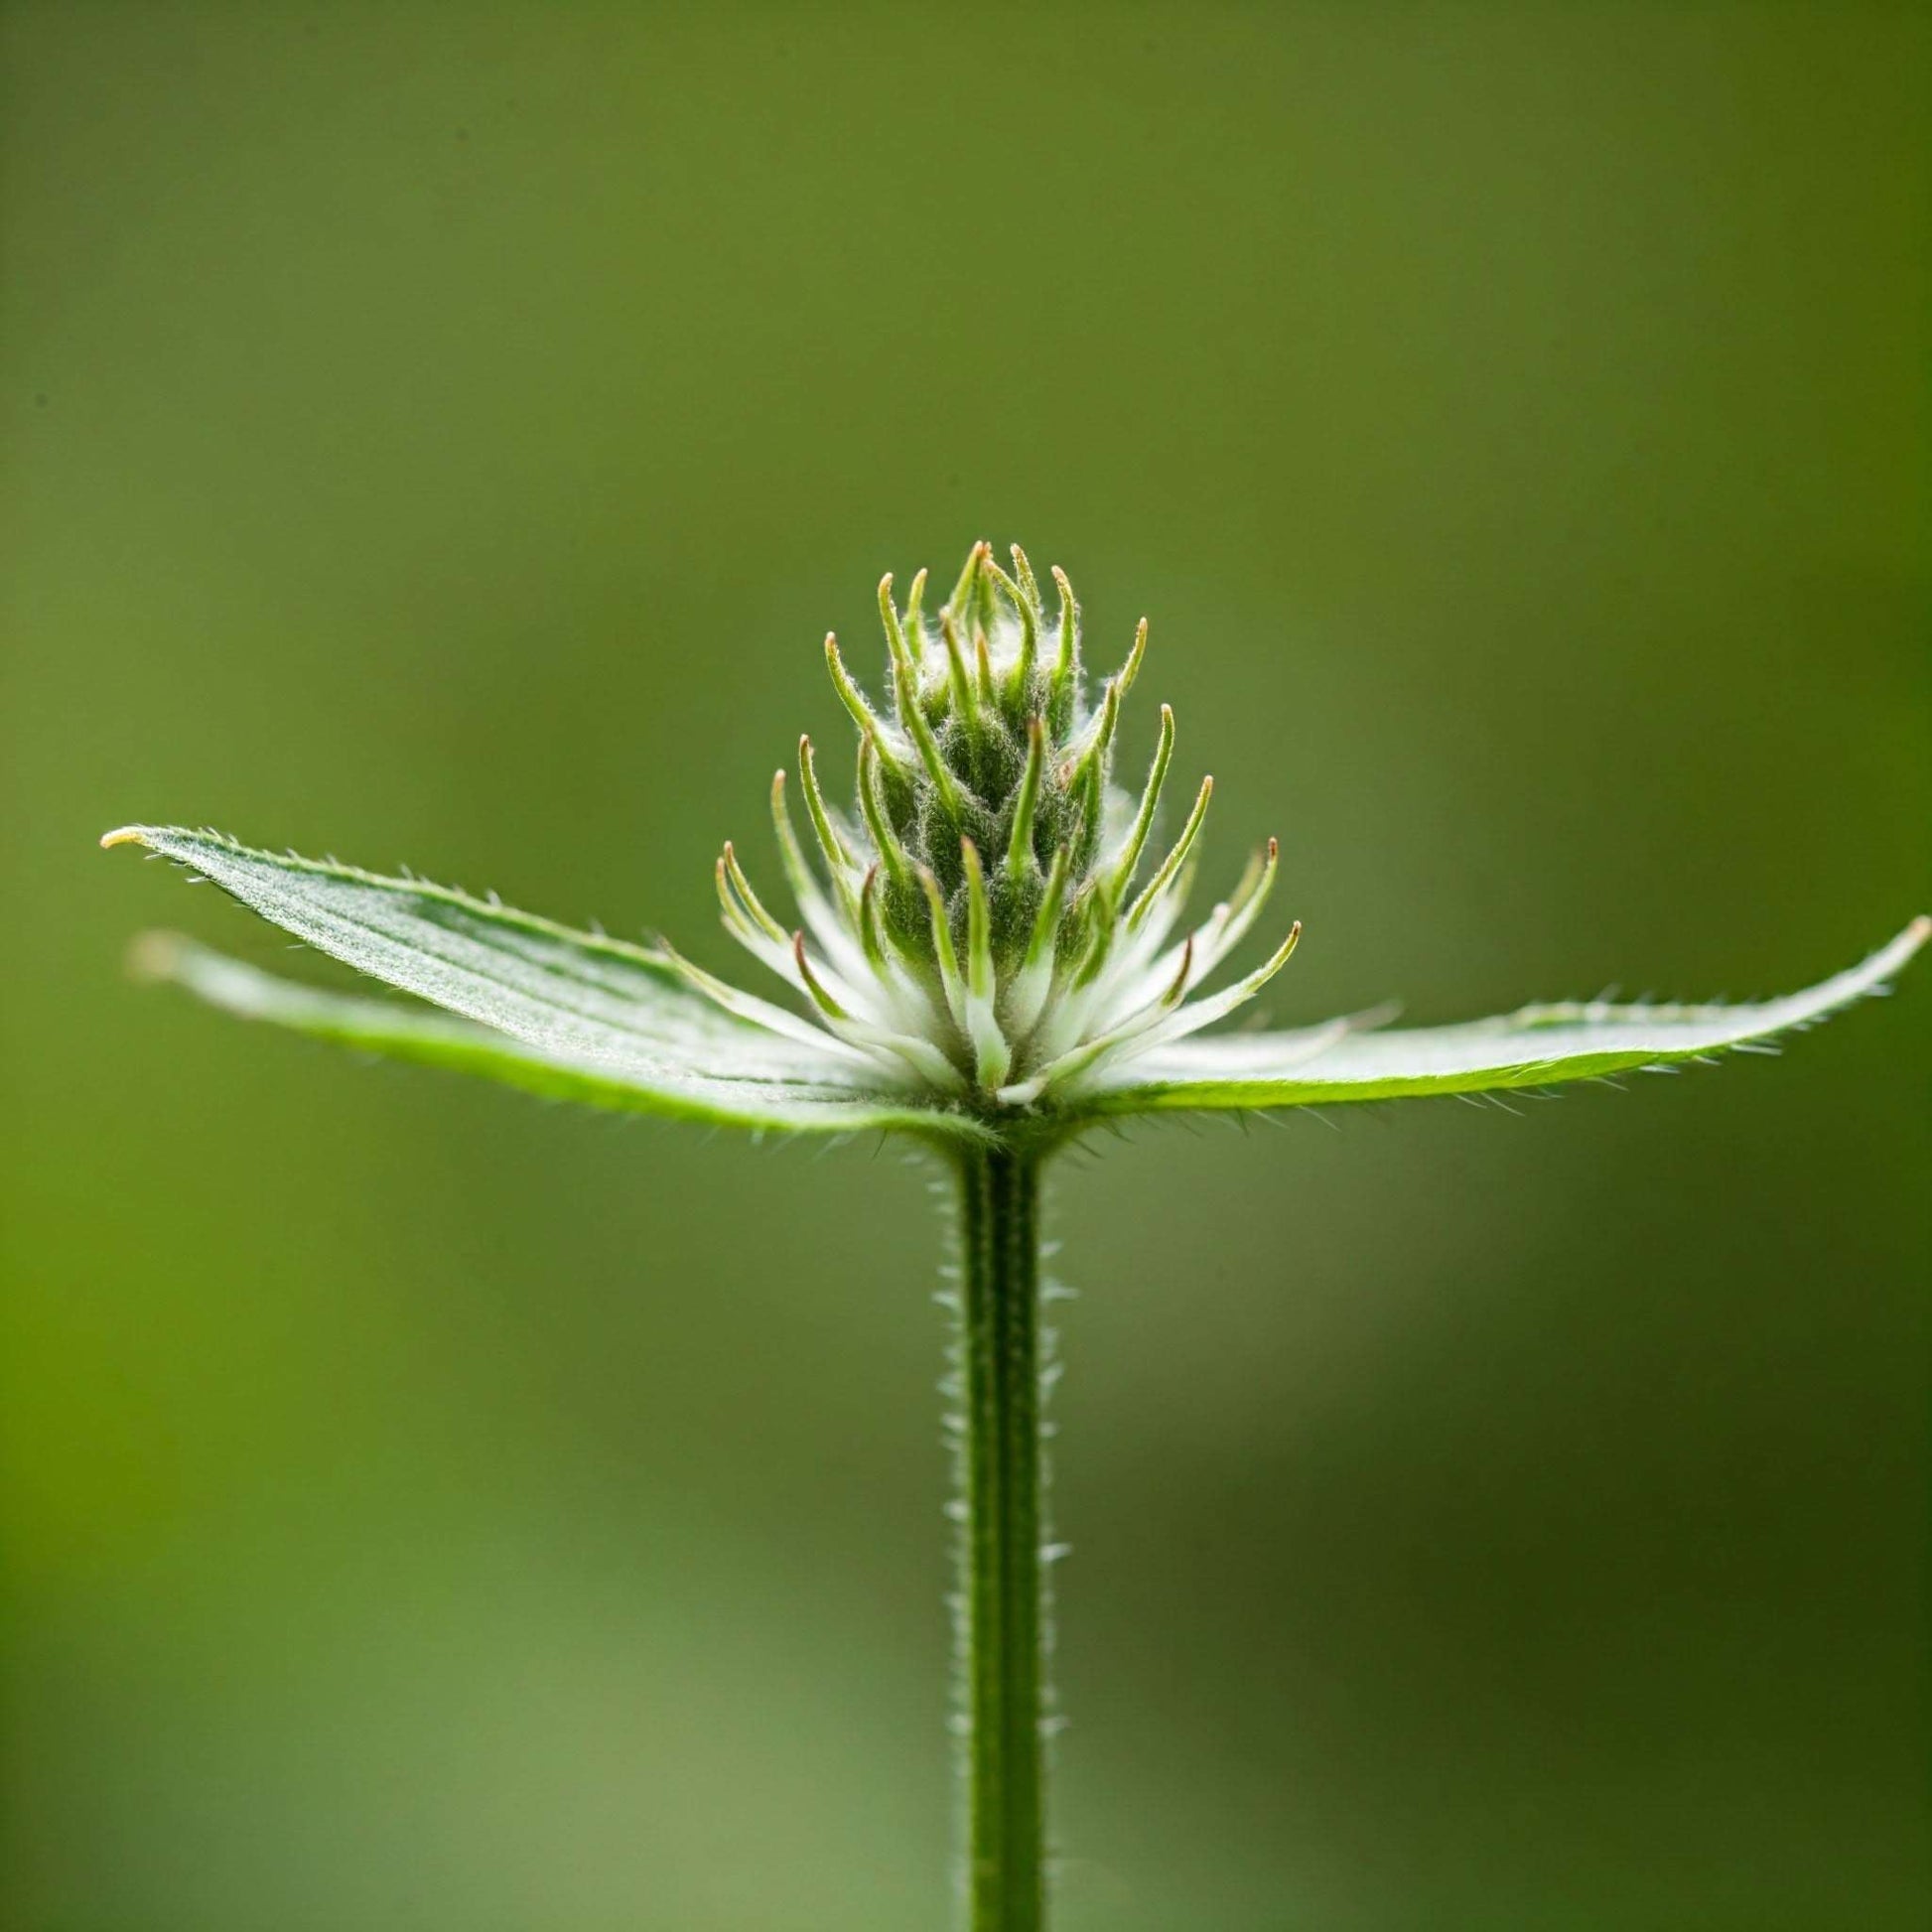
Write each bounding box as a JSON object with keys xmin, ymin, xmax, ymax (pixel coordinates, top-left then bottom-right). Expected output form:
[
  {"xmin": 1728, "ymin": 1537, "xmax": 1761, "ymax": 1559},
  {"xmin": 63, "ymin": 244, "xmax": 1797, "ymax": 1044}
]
[
  {"xmin": 1083, "ymin": 919, "xmax": 1929, "ymax": 1115},
  {"xmin": 103, "ymin": 827, "xmax": 988, "ymax": 1142}
]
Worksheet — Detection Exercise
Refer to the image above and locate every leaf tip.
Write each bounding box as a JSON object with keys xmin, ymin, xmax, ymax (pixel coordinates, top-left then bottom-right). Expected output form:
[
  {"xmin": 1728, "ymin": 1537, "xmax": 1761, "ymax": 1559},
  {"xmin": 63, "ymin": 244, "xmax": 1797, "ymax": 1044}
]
[
  {"xmin": 125, "ymin": 928, "xmax": 186, "ymax": 983},
  {"xmin": 100, "ymin": 825, "xmax": 151, "ymax": 850}
]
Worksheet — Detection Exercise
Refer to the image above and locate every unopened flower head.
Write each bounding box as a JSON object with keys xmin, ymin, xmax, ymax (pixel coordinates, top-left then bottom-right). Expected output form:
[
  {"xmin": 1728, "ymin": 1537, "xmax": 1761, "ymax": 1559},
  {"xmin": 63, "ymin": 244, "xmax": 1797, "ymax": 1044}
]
[{"xmin": 686, "ymin": 541, "xmax": 1301, "ymax": 1109}]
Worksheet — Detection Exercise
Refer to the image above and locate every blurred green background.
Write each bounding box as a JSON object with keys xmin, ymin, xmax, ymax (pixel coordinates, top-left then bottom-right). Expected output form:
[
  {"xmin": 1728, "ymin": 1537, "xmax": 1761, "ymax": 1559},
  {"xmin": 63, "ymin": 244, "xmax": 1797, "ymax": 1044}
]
[{"xmin": 3, "ymin": 4, "xmax": 1927, "ymax": 1927}]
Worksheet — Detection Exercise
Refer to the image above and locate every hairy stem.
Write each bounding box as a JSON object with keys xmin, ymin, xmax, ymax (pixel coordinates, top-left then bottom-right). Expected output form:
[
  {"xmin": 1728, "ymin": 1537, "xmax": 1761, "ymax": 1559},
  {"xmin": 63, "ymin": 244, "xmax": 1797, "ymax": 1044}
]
[{"xmin": 951, "ymin": 1143, "xmax": 1050, "ymax": 1931}]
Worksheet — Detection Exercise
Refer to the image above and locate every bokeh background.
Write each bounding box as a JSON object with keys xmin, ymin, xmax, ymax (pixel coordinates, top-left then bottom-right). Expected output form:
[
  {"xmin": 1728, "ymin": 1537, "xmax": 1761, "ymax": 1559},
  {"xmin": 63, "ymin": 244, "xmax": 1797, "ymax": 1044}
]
[{"xmin": 3, "ymin": 5, "xmax": 1927, "ymax": 1927}]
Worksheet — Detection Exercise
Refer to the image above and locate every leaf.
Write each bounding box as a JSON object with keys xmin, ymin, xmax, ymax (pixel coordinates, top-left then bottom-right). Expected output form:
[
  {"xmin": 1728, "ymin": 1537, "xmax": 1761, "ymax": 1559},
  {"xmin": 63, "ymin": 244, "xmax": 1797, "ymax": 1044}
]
[
  {"xmin": 103, "ymin": 827, "xmax": 989, "ymax": 1143},
  {"xmin": 1083, "ymin": 919, "xmax": 1930, "ymax": 1117}
]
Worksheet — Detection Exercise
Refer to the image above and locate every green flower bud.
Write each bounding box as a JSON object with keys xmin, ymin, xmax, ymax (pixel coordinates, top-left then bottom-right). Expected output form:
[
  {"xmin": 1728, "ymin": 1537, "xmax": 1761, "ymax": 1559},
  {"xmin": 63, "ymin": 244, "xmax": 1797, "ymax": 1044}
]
[{"xmin": 701, "ymin": 543, "xmax": 1300, "ymax": 1111}]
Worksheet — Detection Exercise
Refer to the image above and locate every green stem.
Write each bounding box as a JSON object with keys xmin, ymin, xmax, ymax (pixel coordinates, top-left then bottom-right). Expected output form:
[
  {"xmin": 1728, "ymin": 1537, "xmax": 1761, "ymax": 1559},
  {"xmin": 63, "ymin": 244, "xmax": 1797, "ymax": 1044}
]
[{"xmin": 952, "ymin": 1142, "xmax": 1049, "ymax": 1930}]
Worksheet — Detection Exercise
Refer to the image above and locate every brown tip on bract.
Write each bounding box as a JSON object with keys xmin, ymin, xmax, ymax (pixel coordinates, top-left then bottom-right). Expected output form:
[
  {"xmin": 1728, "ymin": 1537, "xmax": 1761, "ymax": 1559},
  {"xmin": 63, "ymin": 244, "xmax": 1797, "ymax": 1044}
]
[{"xmin": 100, "ymin": 827, "xmax": 146, "ymax": 849}]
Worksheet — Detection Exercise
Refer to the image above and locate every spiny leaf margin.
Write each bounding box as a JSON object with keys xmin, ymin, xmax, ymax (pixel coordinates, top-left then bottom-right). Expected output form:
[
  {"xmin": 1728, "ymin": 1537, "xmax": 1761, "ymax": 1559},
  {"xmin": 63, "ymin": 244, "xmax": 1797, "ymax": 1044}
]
[
  {"xmin": 103, "ymin": 826, "xmax": 992, "ymax": 1144},
  {"xmin": 1082, "ymin": 918, "xmax": 1929, "ymax": 1117}
]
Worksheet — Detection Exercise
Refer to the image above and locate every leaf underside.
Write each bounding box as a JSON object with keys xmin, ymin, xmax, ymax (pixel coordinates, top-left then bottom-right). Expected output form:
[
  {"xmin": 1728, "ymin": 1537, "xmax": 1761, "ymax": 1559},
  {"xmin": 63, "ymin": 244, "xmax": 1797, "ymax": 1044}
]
[
  {"xmin": 106, "ymin": 827, "xmax": 1925, "ymax": 1137},
  {"xmin": 1086, "ymin": 918, "xmax": 1929, "ymax": 1115},
  {"xmin": 105, "ymin": 827, "xmax": 993, "ymax": 1143}
]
